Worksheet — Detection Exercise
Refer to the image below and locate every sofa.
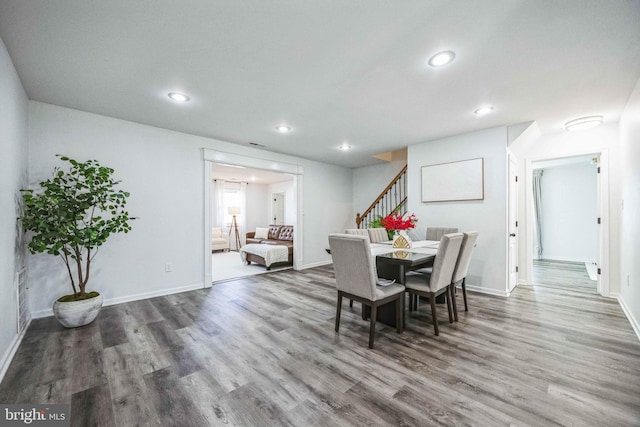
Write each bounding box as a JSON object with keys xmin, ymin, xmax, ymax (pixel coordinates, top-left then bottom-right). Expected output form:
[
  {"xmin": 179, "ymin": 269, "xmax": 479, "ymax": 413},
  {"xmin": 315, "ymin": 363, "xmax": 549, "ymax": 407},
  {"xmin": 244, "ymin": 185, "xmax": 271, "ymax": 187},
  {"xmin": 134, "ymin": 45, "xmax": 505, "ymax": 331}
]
[{"xmin": 244, "ymin": 225, "xmax": 294, "ymax": 267}]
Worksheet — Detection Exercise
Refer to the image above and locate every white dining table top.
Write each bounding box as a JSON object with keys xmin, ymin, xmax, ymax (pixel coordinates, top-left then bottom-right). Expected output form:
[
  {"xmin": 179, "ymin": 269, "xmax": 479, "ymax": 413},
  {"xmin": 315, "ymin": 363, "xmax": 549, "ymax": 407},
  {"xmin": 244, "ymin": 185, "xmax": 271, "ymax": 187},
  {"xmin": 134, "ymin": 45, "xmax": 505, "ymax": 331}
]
[{"xmin": 370, "ymin": 240, "xmax": 439, "ymax": 256}]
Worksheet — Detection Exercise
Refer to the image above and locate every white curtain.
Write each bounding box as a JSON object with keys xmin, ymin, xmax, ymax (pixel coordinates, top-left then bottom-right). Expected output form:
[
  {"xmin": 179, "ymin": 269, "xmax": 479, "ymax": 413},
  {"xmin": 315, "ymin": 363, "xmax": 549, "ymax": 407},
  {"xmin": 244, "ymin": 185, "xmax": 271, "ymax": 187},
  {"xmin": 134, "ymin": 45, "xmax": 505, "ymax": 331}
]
[
  {"xmin": 212, "ymin": 179, "xmax": 226, "ymax": 230},
  {"xmin": 239, "ymin": 182, "xmax": 247, "ymax": 246},
  {"xmin": 532, "ymin": 170, "xmax": 544, "ymax": 259}
]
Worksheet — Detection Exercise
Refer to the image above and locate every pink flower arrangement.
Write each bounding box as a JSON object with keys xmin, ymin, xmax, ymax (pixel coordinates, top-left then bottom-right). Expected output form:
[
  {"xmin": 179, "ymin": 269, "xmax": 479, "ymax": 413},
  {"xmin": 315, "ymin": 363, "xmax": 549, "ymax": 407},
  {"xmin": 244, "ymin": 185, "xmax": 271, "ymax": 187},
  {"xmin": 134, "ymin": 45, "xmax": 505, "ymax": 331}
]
[{"xmin": 381, "ymin": 212, "xmax": 418, "ymax": 231}]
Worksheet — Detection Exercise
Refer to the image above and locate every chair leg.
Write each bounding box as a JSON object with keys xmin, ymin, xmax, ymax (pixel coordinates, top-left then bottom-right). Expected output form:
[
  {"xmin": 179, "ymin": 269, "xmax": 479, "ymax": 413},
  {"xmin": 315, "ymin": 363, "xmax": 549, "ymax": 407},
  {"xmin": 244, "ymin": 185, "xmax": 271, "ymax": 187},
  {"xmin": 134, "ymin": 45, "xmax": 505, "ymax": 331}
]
[
  {"xmin": 362, "ymin": 302, "xmax": 367, "ymax": 320},
  {"xmin": 349, "ymin": 299, "xmax": 353, "ymax": 307},
  {"xmin": 429, "ymin": 294, "xmax": 439, "ymax": 336},
  {"xmin": 450, "ymin": 284, "xmax": 458, "ymax": 322},
  {"xmin": 335, "ymin": 292, "xmax": 343, "ymax": 332},
  {"xmin": 395, "ymin": 296, "xmax": 402, "ymax": 333},
  {"xmin": 462, "ymin": 278, "xmax": 468, "ymax": 311},
  {"xmin": 446, "ymin": 288, "xmax": 453, "ymax": 324},
  {"xmin": 369, "ymin": 304, "xmax": 377, "ymax": 349}
]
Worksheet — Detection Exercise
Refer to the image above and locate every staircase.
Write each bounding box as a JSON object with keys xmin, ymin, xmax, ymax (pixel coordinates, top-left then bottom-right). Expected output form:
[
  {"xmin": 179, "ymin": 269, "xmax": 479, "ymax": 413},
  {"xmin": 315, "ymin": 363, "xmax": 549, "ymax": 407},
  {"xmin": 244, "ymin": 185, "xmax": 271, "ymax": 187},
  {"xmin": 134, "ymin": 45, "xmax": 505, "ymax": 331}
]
[{"xmin": 356, "ymin": 165, "xmax": 407, "ymax": 229}]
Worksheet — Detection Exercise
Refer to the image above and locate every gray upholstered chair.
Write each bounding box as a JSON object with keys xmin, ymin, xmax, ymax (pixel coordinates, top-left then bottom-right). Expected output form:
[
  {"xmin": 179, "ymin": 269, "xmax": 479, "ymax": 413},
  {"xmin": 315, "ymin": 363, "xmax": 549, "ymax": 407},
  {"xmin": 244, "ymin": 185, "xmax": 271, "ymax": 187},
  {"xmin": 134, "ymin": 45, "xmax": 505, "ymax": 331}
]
[
  {"xmin": 426, "ymin": 227, "xmax": 459, "ymax": 241},
  {"xmin": 344, "ymin": 229, "xmax": 372, "ymax": 307},
  {"xmin": 367, "ymin": 228, "xmax": 390, "ymax": 243},
  {"xmin": 450, "ymin": 231, "xmax": 479, "ymax": 318},
  {"xmin": 404, "ymin": 233, "xmax": 463, "ymax": 336},
  {"xmin": 328, "ymin": 234, "xmax": 405, "ymax": 348},
  {"xmin": 344, "ymin": 229, "xmax": 370, "ymax": 240}
]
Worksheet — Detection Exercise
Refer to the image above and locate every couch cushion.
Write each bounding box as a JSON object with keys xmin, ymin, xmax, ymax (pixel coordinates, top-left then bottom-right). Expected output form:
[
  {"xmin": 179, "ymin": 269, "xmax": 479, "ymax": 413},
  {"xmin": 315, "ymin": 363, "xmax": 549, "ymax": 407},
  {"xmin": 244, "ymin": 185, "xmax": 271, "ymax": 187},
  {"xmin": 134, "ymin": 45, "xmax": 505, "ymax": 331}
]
[
  {"xmin": 277, "ymin": 225, "xmax": 294, "ymax": 241},
  {"xmin": 255, "ymin": 227, "xmax": 269, "ymax": 239},
  {"xmin": 268, "ymin": 225, "xmax": 282, "ymax": 240}
]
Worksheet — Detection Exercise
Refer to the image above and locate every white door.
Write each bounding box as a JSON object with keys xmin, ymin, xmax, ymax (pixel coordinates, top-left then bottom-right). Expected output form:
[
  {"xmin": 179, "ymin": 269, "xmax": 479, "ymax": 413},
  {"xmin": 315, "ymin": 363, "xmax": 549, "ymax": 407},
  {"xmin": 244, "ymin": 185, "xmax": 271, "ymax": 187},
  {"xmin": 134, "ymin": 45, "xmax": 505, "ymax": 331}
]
[
  {"xmin": 272, "ymin": 192, "xmax": 285, "ymax": 225},
  {"xmin": 508, "ymin": 153, "xmax": 519, "ymax": 292}
]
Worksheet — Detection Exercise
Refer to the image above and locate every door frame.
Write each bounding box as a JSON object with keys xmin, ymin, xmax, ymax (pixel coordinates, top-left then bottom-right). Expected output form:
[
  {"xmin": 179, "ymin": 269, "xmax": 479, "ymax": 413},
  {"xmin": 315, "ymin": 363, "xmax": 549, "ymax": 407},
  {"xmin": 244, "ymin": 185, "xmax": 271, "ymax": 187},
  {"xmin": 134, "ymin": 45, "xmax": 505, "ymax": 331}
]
[
  {"xmin": 524, "ymin": 149, "xmax": 609, "ymax": 296},
  {"xmin": 507, "ymin": 151, "xmax": 518, "ymax": 293},
  {"xmin": 202, "ymin": 149, "xmax": 304, "ymax": 288}
]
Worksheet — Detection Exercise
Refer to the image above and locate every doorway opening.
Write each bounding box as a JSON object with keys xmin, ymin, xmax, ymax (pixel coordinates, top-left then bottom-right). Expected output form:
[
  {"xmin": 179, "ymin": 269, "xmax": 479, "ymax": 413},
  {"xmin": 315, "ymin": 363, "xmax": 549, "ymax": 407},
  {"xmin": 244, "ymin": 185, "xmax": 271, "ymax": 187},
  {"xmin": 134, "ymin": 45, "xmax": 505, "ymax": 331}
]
[
  {"xmin": 528, "ymin": 153, "xmax": 603, "ymax": 295},
  {"xmin": 202, "ymin": 149, "xmax": 303, "ymax": 287}
]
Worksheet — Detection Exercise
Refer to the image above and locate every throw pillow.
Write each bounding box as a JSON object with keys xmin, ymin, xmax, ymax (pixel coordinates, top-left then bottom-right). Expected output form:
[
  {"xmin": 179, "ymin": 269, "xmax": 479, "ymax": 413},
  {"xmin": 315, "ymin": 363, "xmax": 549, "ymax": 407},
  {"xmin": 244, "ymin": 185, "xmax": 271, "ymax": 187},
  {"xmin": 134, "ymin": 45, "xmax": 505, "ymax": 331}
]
[{"xmin": 255, "ymin": 227, "xmax": 269, "ymax": 239}]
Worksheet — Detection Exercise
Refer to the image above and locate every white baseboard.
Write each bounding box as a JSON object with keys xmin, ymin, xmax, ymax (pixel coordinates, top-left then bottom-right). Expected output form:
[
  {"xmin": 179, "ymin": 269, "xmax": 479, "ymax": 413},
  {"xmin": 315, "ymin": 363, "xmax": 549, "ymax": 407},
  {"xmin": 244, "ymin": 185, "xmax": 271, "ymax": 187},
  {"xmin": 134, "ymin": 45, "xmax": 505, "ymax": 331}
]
[
  {"xmin": 464, "ymin": 284, "xmax": 510, "ymax": 298},
  {"xmin": 31, "ymin": 282, "xmax": 205, "ymax": 319},
  {"xmin": 301, "ymin": 260, "xmax": 333, "ymax": 269},
  {"xmin": 618, "ymin": 295, "xmax": 640, "ymax": 342},
  {"xmin": 0, "ymin": 318, "xmax": 32, "ymax": 384}
]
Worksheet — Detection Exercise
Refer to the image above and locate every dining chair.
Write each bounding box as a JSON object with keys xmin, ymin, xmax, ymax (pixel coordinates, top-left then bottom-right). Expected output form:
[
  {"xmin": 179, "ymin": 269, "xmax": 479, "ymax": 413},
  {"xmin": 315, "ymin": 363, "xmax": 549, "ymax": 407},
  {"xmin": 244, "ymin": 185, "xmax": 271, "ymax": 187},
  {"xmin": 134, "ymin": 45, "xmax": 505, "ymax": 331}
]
[
  {"xmin": 344, "ymin": 229, "xmax": 371, "ymax": 307},
  {"xmin": 328, "ymin": 234, "xmax": 405, "ymax": 348},
  {"xmin": 450, "ymin": 231, "xmax": 479, "ymax": 318},
  {"xmin": 425, "ymin": 227, "xmax": 458, "ymax": 241},
  {"xmin": 344, "ymin": 228, "xmax": 370, "ymax": 240},
  {"xmin": 367, "ymin": 228, "xmax": 390, "ymax": 243},
  {"xmin": 404, "ymin": 233, "xmax": 463, "ymax": 336}
]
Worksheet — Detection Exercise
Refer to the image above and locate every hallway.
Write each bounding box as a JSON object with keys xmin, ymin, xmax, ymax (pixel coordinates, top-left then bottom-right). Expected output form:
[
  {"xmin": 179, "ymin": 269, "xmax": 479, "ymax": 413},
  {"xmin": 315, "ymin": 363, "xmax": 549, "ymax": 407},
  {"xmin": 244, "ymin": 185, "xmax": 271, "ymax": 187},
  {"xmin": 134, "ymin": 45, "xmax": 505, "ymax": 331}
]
[{"xmin": 532, "ymin": 259, "xmax": 597, "ymax": 294}]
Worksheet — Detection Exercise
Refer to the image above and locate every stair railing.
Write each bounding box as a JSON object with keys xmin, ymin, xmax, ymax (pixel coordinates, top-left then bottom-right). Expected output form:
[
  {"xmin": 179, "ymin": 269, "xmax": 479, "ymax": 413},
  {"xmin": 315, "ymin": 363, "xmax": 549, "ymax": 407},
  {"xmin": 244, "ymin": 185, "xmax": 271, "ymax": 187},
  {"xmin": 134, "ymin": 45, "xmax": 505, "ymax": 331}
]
[{"xmin": 356, "ymin": 165, "xmax": 407, "ymax": 229}]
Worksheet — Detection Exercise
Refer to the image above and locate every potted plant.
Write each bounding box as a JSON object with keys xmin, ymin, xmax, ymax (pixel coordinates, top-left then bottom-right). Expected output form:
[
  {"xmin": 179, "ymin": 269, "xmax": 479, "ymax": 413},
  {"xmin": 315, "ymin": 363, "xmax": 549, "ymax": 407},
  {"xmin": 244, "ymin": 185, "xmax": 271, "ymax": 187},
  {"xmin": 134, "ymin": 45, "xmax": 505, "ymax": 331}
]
[{"xmin": 19, "ymin": 155, "xmax": 134, "ymax": 327}]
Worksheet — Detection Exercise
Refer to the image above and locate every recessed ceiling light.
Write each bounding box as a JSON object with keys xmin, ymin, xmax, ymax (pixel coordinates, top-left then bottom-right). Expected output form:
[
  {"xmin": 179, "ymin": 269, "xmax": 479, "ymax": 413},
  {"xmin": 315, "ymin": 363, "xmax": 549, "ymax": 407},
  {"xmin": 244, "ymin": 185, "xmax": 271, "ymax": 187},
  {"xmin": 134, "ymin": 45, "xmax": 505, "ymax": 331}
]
[
  {"xmin": 564, "ymin": 115, "xmax": 603, "ymax": 131},
  {"xmin": 339, "ymin": 143, "xmax": 352, "ymax": 151},
  {"xmin": 474, "ymin": 105, "xmax": 494, "ymax": 116},
  {"xmin": 168, "ymin": 92, "xmax": 190, "ymax": 102},
  {"xmin": 428, "ymin": 50, "xmax": 456, "ymax": 67},
  {"xmin": 275, "ymin": 125, "xmax": 292, "ymax": 133}
]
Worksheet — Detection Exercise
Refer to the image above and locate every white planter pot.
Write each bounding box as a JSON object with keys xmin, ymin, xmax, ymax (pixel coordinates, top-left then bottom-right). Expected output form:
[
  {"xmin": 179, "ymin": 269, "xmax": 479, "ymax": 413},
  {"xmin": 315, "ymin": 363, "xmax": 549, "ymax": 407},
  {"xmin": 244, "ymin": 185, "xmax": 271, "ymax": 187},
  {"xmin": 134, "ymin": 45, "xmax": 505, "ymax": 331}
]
[{"xmin": 53, "ymin": 293, "xmax": 103, "ymax": 328}]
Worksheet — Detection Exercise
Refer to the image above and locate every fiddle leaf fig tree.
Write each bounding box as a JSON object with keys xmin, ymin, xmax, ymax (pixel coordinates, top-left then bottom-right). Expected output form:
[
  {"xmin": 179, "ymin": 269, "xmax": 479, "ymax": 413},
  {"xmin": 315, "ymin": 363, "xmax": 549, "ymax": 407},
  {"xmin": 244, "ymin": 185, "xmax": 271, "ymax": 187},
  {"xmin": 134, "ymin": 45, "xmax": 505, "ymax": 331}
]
[{"xmin": 19, "ymin": 155, "xmax": 135, "ymax": 300}]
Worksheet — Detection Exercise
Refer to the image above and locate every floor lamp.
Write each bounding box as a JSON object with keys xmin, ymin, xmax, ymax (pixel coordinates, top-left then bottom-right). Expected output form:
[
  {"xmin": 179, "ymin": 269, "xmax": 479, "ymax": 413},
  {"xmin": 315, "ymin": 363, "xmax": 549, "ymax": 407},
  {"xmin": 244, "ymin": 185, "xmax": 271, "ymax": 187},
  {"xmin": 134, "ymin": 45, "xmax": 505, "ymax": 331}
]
[{"xmin": 228, "ymin": 206, "xmax": 241, "ymax": 251}]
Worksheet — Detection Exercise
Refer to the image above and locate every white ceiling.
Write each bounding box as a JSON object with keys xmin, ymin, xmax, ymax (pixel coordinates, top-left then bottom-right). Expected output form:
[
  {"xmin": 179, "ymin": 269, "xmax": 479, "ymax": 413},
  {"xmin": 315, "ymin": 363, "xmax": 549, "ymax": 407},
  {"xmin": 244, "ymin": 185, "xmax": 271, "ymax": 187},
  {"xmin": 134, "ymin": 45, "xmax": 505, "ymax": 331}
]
[{"xmin": 1, "ymin": 1, "xmax": 639, "ymax": 168}]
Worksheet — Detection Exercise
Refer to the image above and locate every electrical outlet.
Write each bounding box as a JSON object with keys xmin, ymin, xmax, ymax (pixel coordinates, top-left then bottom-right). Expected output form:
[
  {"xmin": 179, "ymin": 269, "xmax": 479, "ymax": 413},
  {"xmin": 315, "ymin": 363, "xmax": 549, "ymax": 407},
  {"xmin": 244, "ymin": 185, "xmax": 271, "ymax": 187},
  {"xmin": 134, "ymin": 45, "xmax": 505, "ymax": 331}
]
[{"xmin": 165, "ymin": 262, "xmax": 173, "ymax": 272}]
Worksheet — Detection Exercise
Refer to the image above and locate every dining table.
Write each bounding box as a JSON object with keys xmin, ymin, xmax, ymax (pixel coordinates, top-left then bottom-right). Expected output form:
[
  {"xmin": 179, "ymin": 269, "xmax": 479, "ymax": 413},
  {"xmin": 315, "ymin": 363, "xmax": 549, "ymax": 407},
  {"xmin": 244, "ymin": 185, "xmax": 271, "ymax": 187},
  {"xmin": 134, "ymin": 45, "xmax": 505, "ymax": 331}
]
[{"xmin": 363, "ymin": 240, "xmax": 441, "ymax": 328}]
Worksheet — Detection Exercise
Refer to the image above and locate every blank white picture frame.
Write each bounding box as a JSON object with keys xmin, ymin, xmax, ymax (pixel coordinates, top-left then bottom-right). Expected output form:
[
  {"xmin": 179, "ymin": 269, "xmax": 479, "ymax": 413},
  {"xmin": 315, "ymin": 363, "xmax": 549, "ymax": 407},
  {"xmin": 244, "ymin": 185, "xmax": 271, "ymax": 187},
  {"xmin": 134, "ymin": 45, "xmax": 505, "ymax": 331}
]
[{"xmin": 421, "ymin": 158, "xmax": 484, "ymax": 202}]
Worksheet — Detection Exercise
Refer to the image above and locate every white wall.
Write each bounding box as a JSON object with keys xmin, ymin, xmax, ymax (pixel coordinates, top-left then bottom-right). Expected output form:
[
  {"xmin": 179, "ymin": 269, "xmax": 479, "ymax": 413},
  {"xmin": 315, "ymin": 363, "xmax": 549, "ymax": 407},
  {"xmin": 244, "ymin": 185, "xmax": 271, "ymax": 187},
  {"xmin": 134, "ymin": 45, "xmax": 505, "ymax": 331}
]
[
  {"xmin": 352, "ymin": 149, "xmax": 406, "ymax": 225},
  {"xmin": 268, "ymin": 180, "xmax": 295, "ymax": 225},
  {"xmin": 28, "ymin": 101, "xmax": 352, "ymax": 316},
  {"xmin": 245, "ymin": 182, "xmax": 269, "ymax": 234},
  {"xmin": 408, "ymin": 126, "xmax": 509, "ymax": 296},
  {"xmin": 619, "ymin": 77, "xmax": 640, "ymax": 338},
  {"xmin": 0, "ymin": 36, "xmax": 29, "ymax": 378},
  {"xmin": 537, "ymin": 162, "xmax": 598, "ymax": 262},
  {"xmin": 510, "ymin": 123, "xmax": 621, "ymax": 293}
]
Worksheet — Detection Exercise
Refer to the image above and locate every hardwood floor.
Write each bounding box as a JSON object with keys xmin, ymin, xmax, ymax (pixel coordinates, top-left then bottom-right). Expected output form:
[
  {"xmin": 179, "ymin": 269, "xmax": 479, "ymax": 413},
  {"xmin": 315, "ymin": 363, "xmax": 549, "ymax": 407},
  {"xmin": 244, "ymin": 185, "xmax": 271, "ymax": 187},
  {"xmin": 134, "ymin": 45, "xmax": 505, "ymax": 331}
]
[
  {"xmin": 533, "ymin": 259, "xmax": 597, "ymax": 294},
  {"xmin": 1, "ymin": 265, "xmax": 639, "ymax": 426}
]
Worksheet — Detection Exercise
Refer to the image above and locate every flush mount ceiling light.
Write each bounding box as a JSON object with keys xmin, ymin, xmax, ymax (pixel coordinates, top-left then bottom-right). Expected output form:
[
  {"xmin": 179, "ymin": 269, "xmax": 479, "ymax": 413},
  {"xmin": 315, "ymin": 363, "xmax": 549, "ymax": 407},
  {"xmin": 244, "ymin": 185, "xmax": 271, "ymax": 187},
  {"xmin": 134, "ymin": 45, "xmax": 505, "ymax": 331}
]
[
  {"xmin": 428, "ymin": 50, "xmax": 456, "ymax": 67},
  {"xmin": 564, "ymin": 115, "xmax": 603, "ymax": 131},
  {"xmin": 275, "ymin": 125, "xmax": 292, "ymax": 133},
  {"xmin": 338, "ymin": 143, "xmax": 352, "ymax": 151},
  {"xmin": 473, "ymin": 105, "xmax": 495, "ymax": 116},
  {"xmin": 167, "ymin": 92, "xmax": 190, "ymax": 102}
]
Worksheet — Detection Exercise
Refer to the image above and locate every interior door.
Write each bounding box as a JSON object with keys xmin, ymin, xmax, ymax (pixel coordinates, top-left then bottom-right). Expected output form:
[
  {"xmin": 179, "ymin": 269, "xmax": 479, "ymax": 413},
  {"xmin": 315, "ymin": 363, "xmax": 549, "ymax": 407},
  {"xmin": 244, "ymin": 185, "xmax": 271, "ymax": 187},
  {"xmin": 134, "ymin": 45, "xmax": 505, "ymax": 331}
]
[
  {"xmin": 273, "ymin": 192, "xmax": 285, "ymax": 225},
  {"xmin": 508, "ymin": 153, "xmax": 519, "ymax": 292}
]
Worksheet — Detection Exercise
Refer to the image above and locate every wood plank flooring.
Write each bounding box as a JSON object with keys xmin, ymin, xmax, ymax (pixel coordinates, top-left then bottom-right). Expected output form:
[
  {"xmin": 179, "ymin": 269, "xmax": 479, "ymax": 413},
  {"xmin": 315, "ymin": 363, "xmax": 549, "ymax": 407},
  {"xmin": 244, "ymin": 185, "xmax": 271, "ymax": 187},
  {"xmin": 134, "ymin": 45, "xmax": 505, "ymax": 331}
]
[
  {"xmin": 1, "ymin": 265, "xmax": 639, "ymax": 426},
  {"xmin": 533, "ymin": 259, "xmax": 597, "ymax": 294}
]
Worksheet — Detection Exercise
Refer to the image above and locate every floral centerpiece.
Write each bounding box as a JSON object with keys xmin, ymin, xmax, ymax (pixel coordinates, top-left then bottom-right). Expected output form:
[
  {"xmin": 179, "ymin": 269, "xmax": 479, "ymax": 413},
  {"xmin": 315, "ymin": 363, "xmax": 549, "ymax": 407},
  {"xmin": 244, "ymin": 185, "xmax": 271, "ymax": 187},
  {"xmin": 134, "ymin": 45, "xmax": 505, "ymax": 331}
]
[
  {"xmin": 381, "ymin": 212, "xmax": 418, "ymax": 233},
  {"xmin": 381, "ymin": 212, "xmax": 418, "ymax": 248}
]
